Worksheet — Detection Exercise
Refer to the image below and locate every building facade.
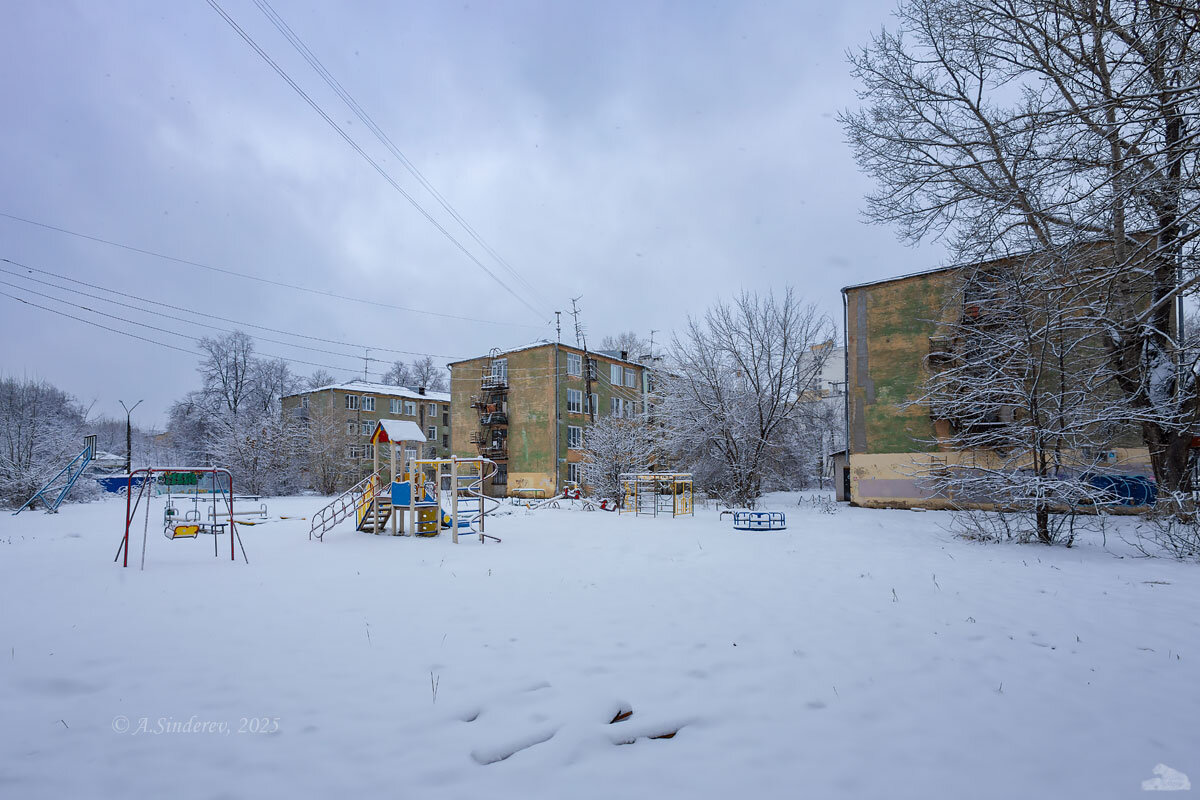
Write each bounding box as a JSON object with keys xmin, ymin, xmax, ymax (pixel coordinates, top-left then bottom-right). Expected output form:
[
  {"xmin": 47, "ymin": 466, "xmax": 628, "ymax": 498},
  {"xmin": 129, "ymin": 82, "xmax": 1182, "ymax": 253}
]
[
  {"xmin": 282, "ymin": 380, "xmax": 452, "ymax": 472},
  {"xmin": 448, "ymin": 342, "xmax": 651, "ymax": 497},
  {"xmin": 841, "ymin": 256, "xmax": 1156, "ymax": 509}
]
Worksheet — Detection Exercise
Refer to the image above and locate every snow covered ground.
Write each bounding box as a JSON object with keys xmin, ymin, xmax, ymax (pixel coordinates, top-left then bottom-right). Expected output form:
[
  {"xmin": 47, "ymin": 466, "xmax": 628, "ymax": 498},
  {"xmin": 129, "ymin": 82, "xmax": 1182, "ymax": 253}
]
[{"xmin": 1, "ymin": 492, "xmax": 1196, "ymax": 799}]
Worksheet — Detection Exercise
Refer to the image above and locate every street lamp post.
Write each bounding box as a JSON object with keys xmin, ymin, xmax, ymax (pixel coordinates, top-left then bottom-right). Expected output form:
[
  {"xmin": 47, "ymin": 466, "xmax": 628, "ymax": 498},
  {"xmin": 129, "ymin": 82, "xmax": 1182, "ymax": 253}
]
[{"xmin": 118, "ymin": 399, "xmax": 143, "ymax": 474}]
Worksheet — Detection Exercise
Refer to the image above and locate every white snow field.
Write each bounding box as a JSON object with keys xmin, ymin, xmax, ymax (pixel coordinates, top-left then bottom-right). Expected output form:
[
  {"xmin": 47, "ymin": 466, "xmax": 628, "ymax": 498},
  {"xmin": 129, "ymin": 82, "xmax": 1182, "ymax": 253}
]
[{"xmin": 1, "ymin": 493, "xmax": 1197, "ymax": 799}]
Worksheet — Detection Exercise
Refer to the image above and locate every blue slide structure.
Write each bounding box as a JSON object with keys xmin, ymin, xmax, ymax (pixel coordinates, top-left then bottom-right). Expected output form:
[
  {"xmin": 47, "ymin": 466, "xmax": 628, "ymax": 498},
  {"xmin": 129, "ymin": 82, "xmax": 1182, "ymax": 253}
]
[{"xmin": 12, "ymin": 435, "xmax": 97, "ymax": 515}]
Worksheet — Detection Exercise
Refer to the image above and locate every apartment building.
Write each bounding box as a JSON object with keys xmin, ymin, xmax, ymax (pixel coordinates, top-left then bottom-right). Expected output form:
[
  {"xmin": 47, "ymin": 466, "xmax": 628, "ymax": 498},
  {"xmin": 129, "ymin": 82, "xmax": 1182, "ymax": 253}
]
[
  {"xmin": 282, "ymin": 379, "xmax": 452, "ymax": 467},
  {"xmin": 448, "ymin": 341, "xmax": 652, "ymax": 497},
  {"xmin": 841, "ymin": 245, "xmax": 1157, "ymax": 509}
]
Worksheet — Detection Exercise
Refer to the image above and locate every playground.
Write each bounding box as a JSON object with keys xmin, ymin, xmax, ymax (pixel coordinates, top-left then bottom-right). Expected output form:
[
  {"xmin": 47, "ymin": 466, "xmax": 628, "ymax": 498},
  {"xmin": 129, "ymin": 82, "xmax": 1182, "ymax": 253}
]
[{"xmin": 1, "ymin": 491, "xmax": 1198, "ymax": 799}]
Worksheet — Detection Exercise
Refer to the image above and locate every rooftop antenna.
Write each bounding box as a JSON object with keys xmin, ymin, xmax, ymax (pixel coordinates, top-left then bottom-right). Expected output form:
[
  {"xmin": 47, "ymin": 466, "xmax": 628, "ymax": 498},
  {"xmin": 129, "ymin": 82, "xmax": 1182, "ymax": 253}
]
[
  {"xmin": 555, "ymin": 311, "xmax": 562, "ymax": 344},
  {"xmin": 363, "ymin": 348, "xmax": 371, "ymax": 381},
  {"xmin": 649, "ymin": 329, "xmax": 659, "ymax": 358}
]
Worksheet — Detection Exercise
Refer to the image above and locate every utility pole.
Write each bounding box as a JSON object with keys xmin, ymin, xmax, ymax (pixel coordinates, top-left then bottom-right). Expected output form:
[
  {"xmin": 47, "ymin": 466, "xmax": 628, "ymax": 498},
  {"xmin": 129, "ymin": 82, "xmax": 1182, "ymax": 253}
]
[
  {"xmin": 118, "ymin": 399, "xmax": 143, "ymax": 474},
  {"xmin": 570, "ymin": 297, "xmax": 595, "ymax": 422}
]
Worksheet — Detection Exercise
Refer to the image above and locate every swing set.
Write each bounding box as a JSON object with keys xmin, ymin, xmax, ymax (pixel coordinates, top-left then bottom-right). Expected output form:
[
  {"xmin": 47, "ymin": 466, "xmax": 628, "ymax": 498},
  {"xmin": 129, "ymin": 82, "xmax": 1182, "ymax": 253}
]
[{"xmin": 114, "ymin": 467, "xmax": 248, "ymax": 570}]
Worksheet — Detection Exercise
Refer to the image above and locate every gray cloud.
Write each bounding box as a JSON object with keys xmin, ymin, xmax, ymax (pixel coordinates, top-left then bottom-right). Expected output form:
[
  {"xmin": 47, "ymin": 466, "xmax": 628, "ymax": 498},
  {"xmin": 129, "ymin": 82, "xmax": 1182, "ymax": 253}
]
[{"xmin": 0, "ymin": 0, "xmax": 942, "ymax": 426}]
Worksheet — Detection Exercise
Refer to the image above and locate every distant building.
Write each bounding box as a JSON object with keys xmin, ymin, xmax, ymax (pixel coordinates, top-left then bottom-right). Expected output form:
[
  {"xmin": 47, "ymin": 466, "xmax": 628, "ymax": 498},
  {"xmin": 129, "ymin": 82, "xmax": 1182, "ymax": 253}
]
[
  {"xmin": 448, "ymin": 341, "xmax": 652, "ymax": 497},
  {"xmin": 282, "ymin": 380, "xmax": 452, "ymax": 467}
]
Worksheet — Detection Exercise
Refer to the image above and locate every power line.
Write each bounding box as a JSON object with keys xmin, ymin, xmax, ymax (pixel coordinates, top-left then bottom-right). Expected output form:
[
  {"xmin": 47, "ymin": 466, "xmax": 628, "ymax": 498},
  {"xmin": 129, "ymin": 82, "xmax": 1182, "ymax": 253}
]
[
  {"xmin": 0, "ymin": 257, "xmax": 462, "ymax": 360},
  {"xmin": 252, "ymin": 0, "xmax": 553, "ymax": 315},
  {"xmin": 0, "ymin": 282, "xmax": 385, "ymax": 378},
  {"xmin": 203, "ymin": 0, "xmax": 552, "ymax": 323},
  {"xmin": 0, "ymin": 211, "xmax": 543, "ymax": 329}
]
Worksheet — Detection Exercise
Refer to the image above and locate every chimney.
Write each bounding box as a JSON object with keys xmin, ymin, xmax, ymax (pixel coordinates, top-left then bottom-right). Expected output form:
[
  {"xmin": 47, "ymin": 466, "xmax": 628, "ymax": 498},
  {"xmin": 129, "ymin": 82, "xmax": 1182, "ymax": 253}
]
[
  {"xmin": 620, "ymin": 350, "xmax": 628, "ymax": 361},
  {"xmin": 418, "ymin": 386, "xmax": 426, "ymax": 396}
]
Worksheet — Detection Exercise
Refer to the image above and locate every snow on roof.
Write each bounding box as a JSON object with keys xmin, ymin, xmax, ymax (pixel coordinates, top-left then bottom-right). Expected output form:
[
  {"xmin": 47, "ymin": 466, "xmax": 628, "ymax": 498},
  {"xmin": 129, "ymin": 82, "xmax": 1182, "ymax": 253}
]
[
  {"xmin": 371, "ymin": 419, "xmax": 427, "ymax": 444},
  {"xmin": 283, "ymin": 380, "xmax": 450, "ymax": 404},
  {"xmin": 448, "ymin": 340, "xmax": 649, "ymax": 368}
]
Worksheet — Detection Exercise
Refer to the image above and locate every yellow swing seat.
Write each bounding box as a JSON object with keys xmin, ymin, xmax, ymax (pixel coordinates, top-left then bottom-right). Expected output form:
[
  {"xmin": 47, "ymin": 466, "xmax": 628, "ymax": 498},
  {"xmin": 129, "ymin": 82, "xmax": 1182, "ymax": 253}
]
[{"xmin": 166, "ymin": 524, "xmax": 200, "ymax": 539}]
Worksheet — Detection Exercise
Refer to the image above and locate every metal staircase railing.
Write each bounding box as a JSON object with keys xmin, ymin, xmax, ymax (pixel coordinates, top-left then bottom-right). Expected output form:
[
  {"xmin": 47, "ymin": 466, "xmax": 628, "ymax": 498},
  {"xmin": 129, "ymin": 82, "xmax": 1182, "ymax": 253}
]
[{"xmin": 310, "ymin": 469, "xmax": 386, "ymax": 541}]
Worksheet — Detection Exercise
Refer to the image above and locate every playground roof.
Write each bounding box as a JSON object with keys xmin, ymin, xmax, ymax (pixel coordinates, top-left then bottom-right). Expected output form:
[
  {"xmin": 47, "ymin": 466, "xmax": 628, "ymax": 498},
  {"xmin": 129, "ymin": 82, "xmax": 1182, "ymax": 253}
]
[
  {"xmin": 283, "ymin": 380, "xmax": 450, "ymax": 404},
  {"xmin": 371, "ymin": 419, "xmax": 427, "ymax": 445}
]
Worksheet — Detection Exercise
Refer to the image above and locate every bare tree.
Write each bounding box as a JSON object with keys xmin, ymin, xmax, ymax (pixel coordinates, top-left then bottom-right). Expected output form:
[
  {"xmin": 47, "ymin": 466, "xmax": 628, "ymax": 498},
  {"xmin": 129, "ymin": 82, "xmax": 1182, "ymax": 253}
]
[
  {"xmin": 307, "ymin": 369, "xmax": 337, "ymax": 390},
  {"xmin": 409, "ymin": 356, "xmax": 448, "ymax": 392},
  {"xmin": 917, "ymin": 252, "xmax": 1131, "ymax": 542},
  {"xmin": 382, "ymin": 360, "xmax": 415, "ymax": 387},
  {"xmin": 581, "ymin": 413, "xmax": 657, "ymax": 500},
  {"xmin": 197, "ymin": 332, "xmax": 256, "ymax": 415},
  {"xmin": 600, "ymin": 332, "xmax": 651, "ymax": 359},
  {"xmin": 842, "ymin": 0, "xmax": 1200, "ymax": 496},
  {"xmin": 659, "ymin": 290, "xmax": 836, "ymax": 507}
]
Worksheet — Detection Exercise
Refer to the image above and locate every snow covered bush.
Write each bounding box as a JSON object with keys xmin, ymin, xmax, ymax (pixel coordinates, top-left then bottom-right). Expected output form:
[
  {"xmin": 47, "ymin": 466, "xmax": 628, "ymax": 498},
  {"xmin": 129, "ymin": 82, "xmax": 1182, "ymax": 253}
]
[
  {"xmin": 0, "ymin": 376, "xmax": 93, "ymax": 508},
  {"xmin": 657, "ymin": 289, "xmax": 835, "ymax": 508}
]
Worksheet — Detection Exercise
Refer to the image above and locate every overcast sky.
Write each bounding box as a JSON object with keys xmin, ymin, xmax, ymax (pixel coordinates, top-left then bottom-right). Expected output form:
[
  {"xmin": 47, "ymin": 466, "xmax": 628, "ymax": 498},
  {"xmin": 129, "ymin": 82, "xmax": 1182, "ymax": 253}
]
[{"xmin": 1, "ymin": 0, "xmax": 942, "ymax": 427}]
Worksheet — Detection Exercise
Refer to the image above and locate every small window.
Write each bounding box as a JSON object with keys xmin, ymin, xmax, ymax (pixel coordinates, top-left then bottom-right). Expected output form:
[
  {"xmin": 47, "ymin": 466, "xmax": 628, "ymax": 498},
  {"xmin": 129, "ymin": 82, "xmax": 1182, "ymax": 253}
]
[
  {"xmin": 427, "ymin": 426, "xmax": 437, "ymax": 440},
  {"xmin": 587, "ymin": 393, "xmax": 598, "ymax": 415},
  {"xmin": 389, "ymin": 398, "xmax": 401, "ymax": 414},
  {"xmin": 361, "ymin": 421, "xmax": 372, "ymax": 436},
  {"xmin": 624, "ymin": 368, "xmax": 636, "ymax": 388},
  {"xmin": 490, "ymin": 358, "xmax": 508, "ymax": 383},
  {"xmin": 442, "ymin": 434, "xmax": 449, "ymax": 448},
  {"xmin": 405, "ymin": 448, "xmax": 417, "ymax": 461},
  {"xmin": 346, "ymin": 421, "xmax": 357, "ymax": 435},
  {"xmin": 363, "ymin": 444, "xmax": 373, "ymax": 460},
  {"xmin": 567, "ymin": 425, "xmax": 583, "ymax": 449},
  {"xmin": 428, "ymin": 403, "xmax": 438, "ymax": 417},
  {"xmin": 404, "ymin": 401, "xmax": 417, "ymax": 416},
  {"xmin": 567, "ymin": 352, "xmax": 582, "ymax": 376},
  {"xmin": 566, "ymin": 389, "xmax": 583, "ymax": 414},
  {"xmin": 347, "ymin": 445, "xmax": 360, "ymax": 459},
  {"xmin": 567, "ymin": 462, "xmax": 581, "ymax": 485},
  {"xmin": 362, "ymin": 396, "xmax": 375, "ymax": 412},
  {"xmin": 301, "ymin": 395, "xmax": 309, "ymax": 409},
  {"xmin": 611, "ymin": 397, "xmax": 627, "ymax": 417},
  {"xmin": 610, "ymin": 363, "xmax": 622, "ymax": 384},
  {"xmin": 345, "ymin": 395, "xmax": 359, "ymax": 410}
]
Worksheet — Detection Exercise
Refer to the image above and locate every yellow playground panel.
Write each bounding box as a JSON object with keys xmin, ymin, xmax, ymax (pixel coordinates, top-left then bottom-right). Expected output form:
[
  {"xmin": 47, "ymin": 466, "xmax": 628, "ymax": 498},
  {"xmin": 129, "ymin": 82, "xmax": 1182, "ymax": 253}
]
[{"xmin": 619, "ymin": 472, "xmax": 694, "ymax": 517}]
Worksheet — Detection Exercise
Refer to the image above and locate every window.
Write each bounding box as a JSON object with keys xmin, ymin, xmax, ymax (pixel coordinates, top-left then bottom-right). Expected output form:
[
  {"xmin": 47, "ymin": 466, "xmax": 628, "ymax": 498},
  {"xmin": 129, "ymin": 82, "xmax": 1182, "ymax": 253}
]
[
  {"xmin": 405, "ymin": 448, "xmax": 417, "ymax": 461},
  {"xmin": 567, "ymin": 425, "xmax": 583, "ymax": 449},
  {"xmin": 345, "ymin": 394, "xmax": 359, "ymax": 410},
  {"xmin": 567, "ymin": 463, "xmax": 581, "ymax": 485},
  {"xmin": 389, "ymin": 398, "xmax": 401, "ymax": 414},
  {"xmin": 361, "ymin": 421, "xmax": 372, "ymax": 436},
  {"xmin": 442, "ymin": 434, "xmax": 449, "ymax": 448},
  {"xmin": 347, "ymin": 445, "xmax": 360, "ymax": 459},
  {"xmin": 625, "ymin": 368, "xmax": 637, "ymax": 388},
  {"xmin": 428, "ymin": 403, "xmax": 438, "ymax": 417},
  {"xmin": 346, "ymin": 421, "xmax": 357, "ymax": 435},
  {"xmin": 611, "ymin": 397, "xmax": 627, "ymax": 417},
  {"xmin": 610, "ymin": 363, "xmax": 622, "ymax": 384},
  {"xmin": 491, "ymin": 358, "xmax": 508, "ymax": 383},
  {"xmin": 301, "ymin": 396, "xmax": 309, "ymax": 409},
  {"xmin": 567, "ymin": 352, "xmax": 582, "ymax": 376},
  {"xmin": 587, "ymin": 393, "xmax": 598, "ymax": 415},
  {"xmin": 404, "ymin": 401, "xmax": 417, "ymax": 416},
  {"xmin": 586, "ymin": 358, "xmax": 597, "ymax": 380},
  {"xmin": 363, "ymin": 444, "xmax": 373, "ymax": 460},
  {"xmin": 427, "ymin": 426, "xmax": 437, "ymax": 441},
  {"xmin": 566, "ymin": 389, "xmax": 583, "ymax": 414},
  {"xmin": 443, "ymin": 412, "xmax": 449, "ymax": 426},
  {"xmin": 362, "ymin": 396, "xmax": 375, "ymax": 412}
]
